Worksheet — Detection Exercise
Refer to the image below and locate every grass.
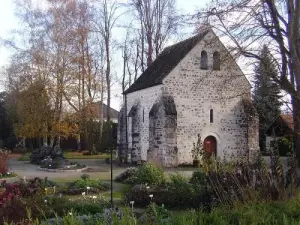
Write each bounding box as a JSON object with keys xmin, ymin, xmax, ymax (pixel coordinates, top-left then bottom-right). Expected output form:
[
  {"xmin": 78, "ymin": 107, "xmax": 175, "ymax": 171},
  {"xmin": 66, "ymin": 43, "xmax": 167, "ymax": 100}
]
[
  {"xmin": 17, "ymin": 151, "xmax": 115, "ymax": 161},
  {"xmin": 102, "ymin": 191, "xmax": 123, "ymax": 199},
  {"xmin": 6, "ymin": 198, "xmax": 300, "ymax": 225}
]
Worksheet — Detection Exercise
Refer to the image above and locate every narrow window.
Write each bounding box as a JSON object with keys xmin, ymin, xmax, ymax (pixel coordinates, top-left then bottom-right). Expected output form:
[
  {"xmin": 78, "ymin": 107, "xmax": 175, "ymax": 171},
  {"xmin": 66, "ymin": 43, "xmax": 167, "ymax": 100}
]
[
  {"xmin": 213, "ymin": 51, "xmax": 220, "ymax": 70},
  {"xmin": 210, "ymin": 109, "xmax": 213, "ymax": 123},
  {"xmin": 200, "ymin": 51, "xmax": 208, "ymax": 70},
  {"xmin": 143, "ymin": 108, "xmax": 145, "ymax": 122}
]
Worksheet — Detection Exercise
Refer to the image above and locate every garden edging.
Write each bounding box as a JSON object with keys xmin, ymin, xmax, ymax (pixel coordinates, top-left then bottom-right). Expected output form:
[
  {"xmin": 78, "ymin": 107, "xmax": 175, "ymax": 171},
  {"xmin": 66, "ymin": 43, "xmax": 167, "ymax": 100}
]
[{"xmin": 37, "ymin": 166, "xmax": 87, "ymax": 172}]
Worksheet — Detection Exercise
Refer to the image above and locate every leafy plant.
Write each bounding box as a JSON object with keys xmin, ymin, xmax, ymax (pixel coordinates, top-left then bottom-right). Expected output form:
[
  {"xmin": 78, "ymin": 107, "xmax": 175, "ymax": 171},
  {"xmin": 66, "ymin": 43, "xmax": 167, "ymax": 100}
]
[
  {"xmin": 134, "ymin": 163, "xmax": 165, "ymax": 186},
  {"xmin": 189, "ymin": 170, "xmax": 209, "ymax": 185},
  {"xmin": 65, "ymin": 177, "xmax": 110, "ymax": 195},
  {"xmin": 191, "ymin": 134, "xmax": 204, "ymax": 160},
  {"xmin": 80, "ymin": 174, "xmax": 90, "ymax": 180},
  {"xmin": 124, "ymin": 174, "xmax": 215, "ymax": 209},
  {"xmin": 115, "ymin": 167, "xmax": 138, "ymax": 184}
]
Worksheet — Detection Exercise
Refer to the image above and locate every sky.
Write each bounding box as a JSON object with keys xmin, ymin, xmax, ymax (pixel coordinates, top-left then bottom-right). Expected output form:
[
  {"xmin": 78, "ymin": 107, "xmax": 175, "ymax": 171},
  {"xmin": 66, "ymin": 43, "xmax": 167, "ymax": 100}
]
[{"xmin": 0, "ymin": 0, "xmax": 210, "ymax": 110}]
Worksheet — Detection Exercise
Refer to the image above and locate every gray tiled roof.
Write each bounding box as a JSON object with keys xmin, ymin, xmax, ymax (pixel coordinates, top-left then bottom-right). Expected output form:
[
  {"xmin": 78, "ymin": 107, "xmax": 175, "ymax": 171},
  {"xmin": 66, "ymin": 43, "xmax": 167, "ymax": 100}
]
[{"xmin": 123, "ymin": 30, "xmax": 209, "ymax": 94}]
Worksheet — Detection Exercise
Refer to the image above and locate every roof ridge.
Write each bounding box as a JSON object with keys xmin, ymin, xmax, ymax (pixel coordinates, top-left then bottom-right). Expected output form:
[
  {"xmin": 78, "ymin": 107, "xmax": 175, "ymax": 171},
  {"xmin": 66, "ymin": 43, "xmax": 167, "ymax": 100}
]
[
  {"xmin": 162, "ymin": 32, "xmax": 207, "ymax": 54},
  {"xmin": 124, "ymin": 29, "xmax": 210, "ymax": 94}
]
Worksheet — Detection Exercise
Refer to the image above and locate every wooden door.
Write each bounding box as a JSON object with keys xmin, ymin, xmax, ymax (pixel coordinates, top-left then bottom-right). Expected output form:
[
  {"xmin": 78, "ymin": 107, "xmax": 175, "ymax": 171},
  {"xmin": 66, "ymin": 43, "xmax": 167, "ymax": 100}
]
[{"xmin": 204, "ymin": 136, "xmax": 217, "ymax": 157}]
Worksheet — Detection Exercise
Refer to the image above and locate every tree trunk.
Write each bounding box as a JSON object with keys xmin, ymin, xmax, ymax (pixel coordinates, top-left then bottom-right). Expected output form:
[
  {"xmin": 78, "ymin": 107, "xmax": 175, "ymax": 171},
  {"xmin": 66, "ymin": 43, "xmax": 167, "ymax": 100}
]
[
  {"xmin": 146, "ymin": 31, "xmax": 153, "ymax": 67},
  {"xmin": 50, "ymin": 137, "xmax": 55, "ymax": 148},
  {"xmin": 43, "ymin": 135, "xmax": 47, "ymax": 146},
  {"xmin": 292, "ymin": 96, "xmax": 300, "ymax": 166},
  {"xmin": 105, "ymin": 37, "xmax": 111, "ymax": 123},
  {"xmin": 22, "ymin": 138, "xmax": 26, "ymax": 148},
  {"xmin": 99, "ymin": 73, "xmax": 104, "ymax": 142},
  {"xmin": 77, "ymin": 134, "xmax": 81, "ymax": 151}
]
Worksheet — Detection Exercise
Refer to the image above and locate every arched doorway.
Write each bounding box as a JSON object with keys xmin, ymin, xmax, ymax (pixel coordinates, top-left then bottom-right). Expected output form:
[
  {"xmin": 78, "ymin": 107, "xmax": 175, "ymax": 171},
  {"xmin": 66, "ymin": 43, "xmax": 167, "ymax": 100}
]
[{"xmin": 203, "ymin": 136, "xmax": 217, "ymax": 157}]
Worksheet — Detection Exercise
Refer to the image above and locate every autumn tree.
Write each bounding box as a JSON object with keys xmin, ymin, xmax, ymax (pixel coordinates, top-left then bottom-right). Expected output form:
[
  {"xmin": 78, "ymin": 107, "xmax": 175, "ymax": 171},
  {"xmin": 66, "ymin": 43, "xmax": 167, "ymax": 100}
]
[
  {"xmin": 4, "ymin": 0, "xmax": 103, "ymax": 151},
  {"xmin": 14, "ymin": 81, "xmax": 52, "ymax": 148},
  {"xmin": 198, "ymin": 0, "xmax": 300, "ymax": 164}
]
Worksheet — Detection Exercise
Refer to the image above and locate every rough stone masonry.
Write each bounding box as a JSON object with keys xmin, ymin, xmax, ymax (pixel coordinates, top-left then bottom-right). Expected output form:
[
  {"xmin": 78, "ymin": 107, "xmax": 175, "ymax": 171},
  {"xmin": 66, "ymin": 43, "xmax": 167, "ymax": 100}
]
[{"xmin": 117, "ymin": 29, "xmax": 259, "ymax": 167}]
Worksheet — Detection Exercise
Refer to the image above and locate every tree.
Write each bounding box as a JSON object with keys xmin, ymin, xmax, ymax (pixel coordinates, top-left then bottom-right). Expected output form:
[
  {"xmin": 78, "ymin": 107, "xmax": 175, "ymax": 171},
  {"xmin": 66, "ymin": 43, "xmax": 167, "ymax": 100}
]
[
  {"xmin": 128, "ymin": 0, "xmax": 180, "ymax": 69},
  {"xmin": 4, "ymin": 0, "xmax": 104, "ymax": 151},
  {"xmin": 13, "ymin": 81, "xmax": 52, "ymax": 148},
  {"xmin": 198, "ymin": 0, "xmax": 300, "ymax": 164},
  {"xmin": 0, "ymin": 92, "xmax": 16, "ymax": 149},
  {"xmin": 94, "ymin": 0, "xmax": 119, "ymax": 124},
  {"xmin": 253, "ymin": 45, "xmax": 282, "ymax": 152}
]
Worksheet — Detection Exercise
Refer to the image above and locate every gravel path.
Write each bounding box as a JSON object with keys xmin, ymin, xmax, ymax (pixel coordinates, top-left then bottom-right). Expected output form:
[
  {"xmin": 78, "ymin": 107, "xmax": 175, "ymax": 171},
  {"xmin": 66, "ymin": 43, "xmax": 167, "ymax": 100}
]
[
  {"xmin": 7, "ymin": 156, "xmax": 291, "ymax": 183},
  {"xmin": 7, "ymin": 158, "xmax": 127, "ymax": 182}
]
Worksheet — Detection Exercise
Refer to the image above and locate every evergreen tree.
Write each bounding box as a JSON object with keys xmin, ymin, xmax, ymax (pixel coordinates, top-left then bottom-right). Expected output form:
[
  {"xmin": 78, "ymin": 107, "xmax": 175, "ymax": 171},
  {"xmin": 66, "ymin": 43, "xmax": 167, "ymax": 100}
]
[
  {"xmin": 253, "ymin": 45, "xmax": 282, "ymax": 152},
  {"xmin": 0, "ymin": 92, "xmax": 17, "ymax": 149}
]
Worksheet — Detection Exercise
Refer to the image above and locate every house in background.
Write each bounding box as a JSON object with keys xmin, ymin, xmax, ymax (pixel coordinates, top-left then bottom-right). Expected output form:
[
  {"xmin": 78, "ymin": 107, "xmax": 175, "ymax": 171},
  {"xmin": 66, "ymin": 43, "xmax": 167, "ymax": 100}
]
[
  {"xmin": 61, "ymin": 102, "xmax": 119, "ymax": 150},
  {"xmin": 77, "ymin": 101, "xmax": 119, "ymax": 123},
  {"xmin": 265, "ymin": 114, "xmax": 294, "ymax": 155},
  {"xmin": 117, "ymin": 28, "xmax": 259, "ymax": 167}
]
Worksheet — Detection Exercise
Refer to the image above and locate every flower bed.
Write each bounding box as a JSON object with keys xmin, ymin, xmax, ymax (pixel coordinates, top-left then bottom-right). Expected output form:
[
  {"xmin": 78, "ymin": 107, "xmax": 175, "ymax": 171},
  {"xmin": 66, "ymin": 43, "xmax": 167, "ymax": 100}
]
[
  {"xmin": 38, "ymin": 165, "xmax": 87, "ymax": 172},
  {"xmin": 0, "ymin": 172, "xmax": 17, "ymax": 179},
  {"xmin": 62, "ymin": 174, "xmax": 110, "ymax": 195}
]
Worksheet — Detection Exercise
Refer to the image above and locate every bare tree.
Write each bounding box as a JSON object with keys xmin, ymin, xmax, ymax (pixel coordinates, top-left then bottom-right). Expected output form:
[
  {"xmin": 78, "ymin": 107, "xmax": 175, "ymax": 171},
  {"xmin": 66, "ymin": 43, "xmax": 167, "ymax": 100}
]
[
  {"xmin": 197, "ymin": 0, "xmax": 300, "ymax": 164},
  {"xmin": 128, "ymin": 0, "xmax": 180, "ymax": 69},
  {"xmin": 94, "ymin": 0, "xmax": 119, "ymax": 124}
]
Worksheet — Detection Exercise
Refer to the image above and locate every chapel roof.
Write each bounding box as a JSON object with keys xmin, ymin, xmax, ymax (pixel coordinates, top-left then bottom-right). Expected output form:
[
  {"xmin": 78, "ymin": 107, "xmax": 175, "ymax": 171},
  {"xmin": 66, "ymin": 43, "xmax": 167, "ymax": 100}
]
[{"xmin": 123, "ymin": 29, "xmax": 210, "ymax": 94}]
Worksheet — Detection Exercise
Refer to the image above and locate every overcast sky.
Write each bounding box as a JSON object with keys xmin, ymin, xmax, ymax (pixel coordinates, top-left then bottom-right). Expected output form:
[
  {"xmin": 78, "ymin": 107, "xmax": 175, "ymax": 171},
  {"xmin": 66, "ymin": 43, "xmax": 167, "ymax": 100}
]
[{"xmin": 0, "ymin": 0, "xmax": 209, "ymax": 110}]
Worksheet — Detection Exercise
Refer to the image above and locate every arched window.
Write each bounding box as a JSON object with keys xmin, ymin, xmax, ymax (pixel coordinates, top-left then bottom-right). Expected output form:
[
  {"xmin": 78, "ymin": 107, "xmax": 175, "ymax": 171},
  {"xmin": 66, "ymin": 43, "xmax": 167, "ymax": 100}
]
[
  {"xmin": 213, "ymin": 51, "xmax": 220, "ymax": 70},
  {"xmin": 210, "ymin": 109, "xmax": 213, "ymax": 123},
  {"xmin": 200, "ymin": 51, "xmax": 208, "ymax": 70}
]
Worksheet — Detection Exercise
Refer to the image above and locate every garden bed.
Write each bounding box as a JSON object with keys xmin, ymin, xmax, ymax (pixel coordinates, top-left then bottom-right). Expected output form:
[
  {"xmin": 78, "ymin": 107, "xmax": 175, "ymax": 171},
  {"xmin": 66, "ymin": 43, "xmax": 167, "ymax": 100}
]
[
  {"xmin": 38, "ymin": 165, "xmax": 87, "ymax": 172},
  {"xmin": 0, "ymin": 172, "xmax": 17, "ymax": 179}
]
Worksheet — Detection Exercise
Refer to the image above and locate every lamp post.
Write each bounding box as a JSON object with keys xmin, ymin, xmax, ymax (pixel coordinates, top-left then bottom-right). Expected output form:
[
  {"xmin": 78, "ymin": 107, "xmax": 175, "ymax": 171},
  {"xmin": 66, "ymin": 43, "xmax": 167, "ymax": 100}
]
[
  {"xmin": 110, "ymin": 145, "xmax": 113, "ymax": 209},
  {"xmin": 110, "ymin": 122, "xmax": 114, "ymax": 209}
]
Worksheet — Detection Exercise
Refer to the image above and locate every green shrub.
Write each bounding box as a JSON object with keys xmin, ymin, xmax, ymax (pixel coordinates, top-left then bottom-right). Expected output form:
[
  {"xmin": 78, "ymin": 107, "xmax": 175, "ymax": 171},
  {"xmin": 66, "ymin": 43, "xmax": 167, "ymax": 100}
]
[
  {"xmin": 189, "ymin": 170, "xmax": 209, "ymax": 185},
  {"xmin": 124, "ymin": 174, "xmax": 215, "ymax": 209},
  {"xmin": 134, "ymin": 163, "xmax": 165, "ymax": 186},
  {"xmin": 66, "ymin": 177, "xmax": 110, "ymax": 194},
  {"xmin": 115, "ymin": 167, "xmax": 138, "ymax": 184},
  {"xmin": 277, "ymin": 136, "xmax": 293, "ymax": 156},
  {"xmin": 80, "ymin": 174, "xmax": 90, "ymax": 180},
  {"xmin": 6, "ymin": 196, "xmax": 300, "ymax": 225}
]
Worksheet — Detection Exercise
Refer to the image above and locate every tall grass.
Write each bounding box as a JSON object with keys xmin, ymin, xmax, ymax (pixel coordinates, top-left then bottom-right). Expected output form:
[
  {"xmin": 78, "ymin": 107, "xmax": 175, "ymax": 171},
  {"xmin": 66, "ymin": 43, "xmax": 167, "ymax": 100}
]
[{"xmin": 5, "ymin": 196, "xmax": 300, "ymax": 225}]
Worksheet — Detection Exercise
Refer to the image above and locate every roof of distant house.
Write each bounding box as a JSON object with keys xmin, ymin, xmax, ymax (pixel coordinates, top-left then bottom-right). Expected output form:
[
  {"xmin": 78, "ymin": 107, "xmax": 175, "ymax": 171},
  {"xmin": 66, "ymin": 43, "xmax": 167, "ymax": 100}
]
[
  {"xmin": 280, "ymin": 114, "xmax": 294, "ymax": 130},
  {"xmin": 123, "ymin": 30, "xmax": 210, "ymax": 94},
  {"xmin": 266, "ymin": 114, "xmax": 294, "ymax": 136},
  {"xmin": 74, "ymin": 102, "xmax": 119, "ymax": 120}
]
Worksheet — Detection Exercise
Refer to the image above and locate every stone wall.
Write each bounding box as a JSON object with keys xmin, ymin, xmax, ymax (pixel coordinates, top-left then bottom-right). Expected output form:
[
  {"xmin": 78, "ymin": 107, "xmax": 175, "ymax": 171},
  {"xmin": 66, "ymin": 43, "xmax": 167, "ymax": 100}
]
[
  {"xmin": 117, "ymin": 106, "xmax": 128, "ymax": 162},
  {"xmin": 128, "ymin": 102, "xmax": 141, "ymax": 163},
  {"xmin": 118, "ymin": 30, "xmax": 259, "ymax": 166},
  {"xmin": 162, "ymin": 30, "xmax": 257, "ymax": 164},
  {"xmin": 125, "ymin": 85, "xmax": 163, "ymax": 162},
  {"xmin": 148, "ymin": 95, "xmax": 178, "ymax": 167}
]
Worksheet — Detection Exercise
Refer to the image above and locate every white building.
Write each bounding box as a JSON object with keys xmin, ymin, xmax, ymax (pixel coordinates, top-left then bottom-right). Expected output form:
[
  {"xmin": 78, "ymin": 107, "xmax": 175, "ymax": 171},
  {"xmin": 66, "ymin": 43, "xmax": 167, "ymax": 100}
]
[{"xmin": 118, "ymin": 29, "xmax": 259, "ymax": 167}]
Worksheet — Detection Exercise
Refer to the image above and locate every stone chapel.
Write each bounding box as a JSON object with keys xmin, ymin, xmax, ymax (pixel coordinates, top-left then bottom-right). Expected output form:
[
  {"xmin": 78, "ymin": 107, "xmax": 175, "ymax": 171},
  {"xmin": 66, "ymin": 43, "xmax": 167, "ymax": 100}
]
[{"xmin": 117, "ymin": 29, "xmax": 259, "ymax": 167}]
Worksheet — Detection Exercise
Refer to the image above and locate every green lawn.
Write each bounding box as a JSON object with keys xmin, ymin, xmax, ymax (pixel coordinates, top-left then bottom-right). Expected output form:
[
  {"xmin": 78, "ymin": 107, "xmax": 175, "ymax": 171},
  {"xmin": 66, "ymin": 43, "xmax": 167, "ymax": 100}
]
[{"xmin": 18, "ymin": 151, "xmax": 114, "ymax": 161}]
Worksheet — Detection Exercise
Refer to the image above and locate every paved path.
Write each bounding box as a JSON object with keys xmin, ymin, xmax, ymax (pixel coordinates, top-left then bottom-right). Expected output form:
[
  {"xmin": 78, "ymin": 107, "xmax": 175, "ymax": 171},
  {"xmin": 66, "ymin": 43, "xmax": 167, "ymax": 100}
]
[
  {"xmin": 7, "ymin": 156, "xmax": 292, "ymax": 183},
  {"xmin": 7, "ymin": 158, "xmax": 127, "ymax": 182}
]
